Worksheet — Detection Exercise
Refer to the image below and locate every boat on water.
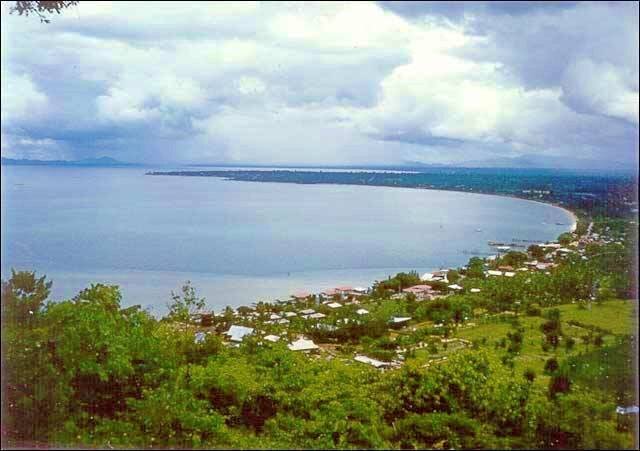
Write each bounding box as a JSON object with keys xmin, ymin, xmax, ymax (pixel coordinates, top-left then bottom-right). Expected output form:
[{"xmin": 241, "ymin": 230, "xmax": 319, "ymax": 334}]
[
  {"xmin": 555, "ymin": 222, "xmax": 565, "ymax": 226},
  {"xmin": 475, "ymin": 228, "xmax": 482, "ymax": 232}
]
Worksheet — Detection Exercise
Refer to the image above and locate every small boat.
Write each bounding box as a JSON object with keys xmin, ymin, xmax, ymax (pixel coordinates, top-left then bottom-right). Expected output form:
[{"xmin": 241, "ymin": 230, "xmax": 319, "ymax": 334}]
[
  {"xmin": 555, "ymin": 222, "xmax": 564, "ymax": 226},
  {"xmin": 475, "ymin": 228, "xmax": 482, "ymax": 232}
]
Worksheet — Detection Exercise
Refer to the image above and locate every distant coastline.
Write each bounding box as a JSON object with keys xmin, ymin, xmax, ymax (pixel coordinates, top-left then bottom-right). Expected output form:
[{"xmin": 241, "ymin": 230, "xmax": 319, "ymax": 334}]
[
  {"xmin": 1, "ymin": 156, "xmax": 139, "ymax": 167},
  {"xmin": 148, "ymin": 169, "xmax": 584, "ymax": 233}
]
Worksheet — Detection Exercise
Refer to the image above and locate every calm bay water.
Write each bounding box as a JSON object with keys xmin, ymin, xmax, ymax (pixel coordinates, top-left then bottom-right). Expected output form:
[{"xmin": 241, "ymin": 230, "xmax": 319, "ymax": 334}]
[{"xmin": 1, "ymin": 166, "xmax": 574, "ymax": 316}]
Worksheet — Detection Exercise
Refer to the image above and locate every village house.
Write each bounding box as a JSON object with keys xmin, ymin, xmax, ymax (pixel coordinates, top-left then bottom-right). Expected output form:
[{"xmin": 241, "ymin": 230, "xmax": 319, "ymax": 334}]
[
  {"xmin": 352, "ymin": 286, "xmax": 368, "ymax": 295},
  {"xmin": 191, "ymin": 309, "xmax": 215, "ymax": 326},
  {"xmin": 420, "ymin": 270, "xmax": 449, "ymax": 283},
  {"xmin": 291, "ymin": 291, "xmax": 312, "ymax": 300},
  {"xmin": 225, "ymin": 325, "xmax": 254, "ymax": 342},
  {"xmin": 402, "ymin": 284, "xmax": 435, "ymax": 300},
  {"xmin": 288, "ymin": 337, "xmax": 319, "ymax": 352},
  {"xmin": 390, "ymin": 316, "xmax": 412, "ymax": 328},
  {"xmin": 354, "ymin": 355, "xmax": 397, "ymax": 369}
]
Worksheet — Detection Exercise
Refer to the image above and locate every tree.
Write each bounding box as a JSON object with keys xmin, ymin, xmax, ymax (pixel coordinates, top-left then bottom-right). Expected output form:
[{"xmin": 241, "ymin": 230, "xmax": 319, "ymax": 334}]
[
  {"xmin": 73, "ymin": 283, "xmax": 122, "ymax": 312},
  {"xmin": 166, "ymin": 281, "xmax": 206, "ymax": 323},
  {"xmin": 541, "ymin": 308, "xmax": 562, "ymax": 349},
  {"xmin": 594, "ymin": 334, "xmax": 604, "ymax": 347},
  {"xmin": 506, "ymin": 326, "xmax": 524, "ymax": 354},
  {"xmin": 548, "ymin": 371, "xmax": 572, "ymax": 398},
  {"xmin": 465, "ymin": 257, "xmax": 485, "ymax": 279},
  {"xmin": 564, "ymin": 336, "xmax": 576, "ymax": 352},
  {"xmin": 558, "ymin": 232, "xmax": 573, "ymax": 246},
  {"xmin": 9, "ymin": 1, "xmax": 78, "ymax": 23},
  {"xmin": 500, "ymin": 251, "xmax": 528, "ymax": 268},
  {"xmin": 523, "ymin": 368, "xmax": 536, "ymax": 383},
  {"xmin": 527, "ymin": 244, "xmax": 546, "ymax": 260},
  {"xmin": 447, "ymin": 269, "xmax": 460, "ymax": 284},
  {"xmin": 1, "ymin": 269, "xmax": 52, "ymax": 325},
  {"xmin": 544, "ymin": 357, "xmax": 559, "ymax": 375}
]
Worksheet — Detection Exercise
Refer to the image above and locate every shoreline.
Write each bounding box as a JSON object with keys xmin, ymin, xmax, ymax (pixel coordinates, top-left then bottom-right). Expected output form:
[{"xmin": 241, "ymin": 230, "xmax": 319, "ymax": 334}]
[
  {"xmin": 143, "ymin": 179, "xmax": 581, "ymax": 314},
  {"xmin": 154, "ymin": 171, "xmax": 581, "ymax": 235},
  {"xmin": 6, "ymin": 171, "xmax": 580, "ymax": 317}
]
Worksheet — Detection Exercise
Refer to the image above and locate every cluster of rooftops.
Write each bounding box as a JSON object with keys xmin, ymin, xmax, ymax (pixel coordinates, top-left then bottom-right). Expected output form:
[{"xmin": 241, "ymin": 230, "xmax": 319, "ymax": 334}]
[{"xmin": 187, "ymin": 231, "xmax": 605, "ymax": 369}]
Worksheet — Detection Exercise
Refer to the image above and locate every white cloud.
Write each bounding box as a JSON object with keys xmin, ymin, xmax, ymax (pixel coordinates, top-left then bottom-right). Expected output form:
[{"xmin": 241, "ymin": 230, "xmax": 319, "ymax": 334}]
[
  {"xmin": 561, "ymin": 58, "xmax": 639, "ymax": 125},
  {"xmin": 236, "ymin": 76, "xmax": 267, "ymax": 96},
  {"xmin": 0, "ymin": 1, "xmax": 637, "ymax": 168},
  {"xmin": 267, "ymin": 2, "xmax": 411, "ymax": 51},
  {"xmin": 0, "ymin": 71, "xmax": 49, "ymax": 121}
]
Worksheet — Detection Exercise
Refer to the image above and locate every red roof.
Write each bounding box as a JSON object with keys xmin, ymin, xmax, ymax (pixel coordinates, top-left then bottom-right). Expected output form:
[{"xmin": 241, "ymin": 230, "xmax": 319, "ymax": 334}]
[
  {"xmin": 403, "ymin": 284, "xmax": 434, "ymax": 293},
  {"xmin": 336, "ymin": 286, "xmax": 354, "ymax": 292}
]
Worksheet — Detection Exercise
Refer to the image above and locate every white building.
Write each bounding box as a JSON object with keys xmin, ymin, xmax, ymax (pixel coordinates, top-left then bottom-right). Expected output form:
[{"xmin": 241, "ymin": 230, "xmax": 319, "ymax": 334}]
[
  {"xmin": 225, "ymin": 325, "xmax": 254, "ymax": 342},
  {"xmin": 354, "ymin": 355, "xmax": 394, "ymax": 368},
  {"xmin": 288, "ymin": 338, "xmax": 319, "ymax": 351}
]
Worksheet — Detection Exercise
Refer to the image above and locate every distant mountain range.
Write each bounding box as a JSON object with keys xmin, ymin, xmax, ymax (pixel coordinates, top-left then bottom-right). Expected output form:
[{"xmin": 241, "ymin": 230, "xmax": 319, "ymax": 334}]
[{"xmin": 1, "ymin": 157, "xmax": 139, "ymax": 167}]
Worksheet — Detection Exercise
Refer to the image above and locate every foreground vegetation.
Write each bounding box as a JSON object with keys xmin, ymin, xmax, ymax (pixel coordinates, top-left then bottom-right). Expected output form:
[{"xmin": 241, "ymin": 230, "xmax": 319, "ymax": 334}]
[{"xmin": 2, "ymin": 216, "xmax": 638, "ymax": 449}]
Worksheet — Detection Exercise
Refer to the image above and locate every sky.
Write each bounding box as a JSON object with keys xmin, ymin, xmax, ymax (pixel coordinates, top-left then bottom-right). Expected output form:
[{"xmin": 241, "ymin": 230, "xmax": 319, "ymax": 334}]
[{"xmin": 1, "ymin": 1, "xmax": 638, "ymax": 169}]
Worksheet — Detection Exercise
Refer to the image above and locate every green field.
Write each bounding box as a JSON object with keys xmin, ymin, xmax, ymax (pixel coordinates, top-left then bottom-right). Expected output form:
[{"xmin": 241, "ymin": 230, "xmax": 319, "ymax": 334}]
[
  {"xmin": 413, "ymin": 299, "xmax": 638, "ymax": 385},
  {"xmin": 553, "ymin": 300, "xmax": 637, "ymax": 334}
]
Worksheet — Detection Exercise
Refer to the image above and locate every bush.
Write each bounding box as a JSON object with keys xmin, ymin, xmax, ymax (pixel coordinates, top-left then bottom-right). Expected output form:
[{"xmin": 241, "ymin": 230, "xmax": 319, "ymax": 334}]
[
  {"xmin": 548, "ymin": 372, "xmax": 572, "ymax": 398},
  {"xmin": 525, "ymin": 304, "xmax": 542, "ymax": 316},
  {"xmin": 524, "ymin": 369, "xmax": 536, "ymax": 383},
  {"xmin": 564, "ymin": 337, "xmax": 576, "ymax": 351},
  {"xmin": 594, "ymin": 335, "xmax": 605, "ymax": 347},
  {"xmin": 544, "ymin": 357, "xmax": 559, "ymax": 375}
]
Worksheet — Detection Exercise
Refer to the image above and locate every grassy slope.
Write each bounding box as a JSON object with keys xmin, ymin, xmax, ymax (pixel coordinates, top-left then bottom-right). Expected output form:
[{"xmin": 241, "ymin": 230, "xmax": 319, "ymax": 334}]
[{"xmin": 406, "ymin": 299, "xmax": 635, "ymax": 389}]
